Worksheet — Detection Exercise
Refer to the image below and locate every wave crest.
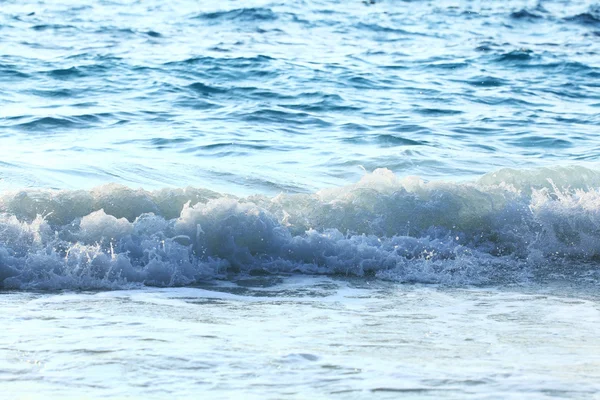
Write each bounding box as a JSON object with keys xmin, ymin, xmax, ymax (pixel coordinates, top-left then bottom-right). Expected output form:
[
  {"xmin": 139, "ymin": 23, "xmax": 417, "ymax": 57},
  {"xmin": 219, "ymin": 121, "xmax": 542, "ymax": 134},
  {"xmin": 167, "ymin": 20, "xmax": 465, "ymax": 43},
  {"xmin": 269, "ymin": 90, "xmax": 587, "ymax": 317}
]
[{"xmin": 2, "ymin": 166, "xmax": 600, "ymax": 289}]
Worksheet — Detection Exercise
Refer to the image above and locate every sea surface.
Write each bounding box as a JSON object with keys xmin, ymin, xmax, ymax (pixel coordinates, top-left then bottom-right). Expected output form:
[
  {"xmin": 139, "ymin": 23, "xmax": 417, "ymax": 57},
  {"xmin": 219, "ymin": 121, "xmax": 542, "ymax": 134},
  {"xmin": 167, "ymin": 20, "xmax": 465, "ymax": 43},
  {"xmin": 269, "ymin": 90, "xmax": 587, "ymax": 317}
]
[{"xmin": 1, "ymin": 0, "xmax": 600, "ymax": 398}]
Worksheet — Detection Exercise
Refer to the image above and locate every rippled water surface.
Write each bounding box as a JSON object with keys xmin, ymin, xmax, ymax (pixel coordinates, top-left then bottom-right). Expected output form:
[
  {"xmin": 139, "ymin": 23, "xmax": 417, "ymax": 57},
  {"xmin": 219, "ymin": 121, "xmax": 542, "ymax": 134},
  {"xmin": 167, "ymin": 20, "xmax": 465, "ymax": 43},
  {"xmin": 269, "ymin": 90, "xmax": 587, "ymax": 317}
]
[
  {"xmin": 1, "ymin": 0, "xmax": 599, "ymax": 193},
  {"xmin": 2, "ymin": 0, "xmax": 600, "ymax": 398}
]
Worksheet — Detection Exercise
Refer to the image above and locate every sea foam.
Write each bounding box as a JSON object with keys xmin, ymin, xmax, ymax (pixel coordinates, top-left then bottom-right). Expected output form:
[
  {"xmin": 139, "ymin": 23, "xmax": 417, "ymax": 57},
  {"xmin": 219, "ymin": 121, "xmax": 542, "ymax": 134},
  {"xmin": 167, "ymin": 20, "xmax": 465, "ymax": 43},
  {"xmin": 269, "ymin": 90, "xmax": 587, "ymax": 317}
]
[{"xmin": 1, "ymin": 166, "xmax": 600, "ymax": 289}]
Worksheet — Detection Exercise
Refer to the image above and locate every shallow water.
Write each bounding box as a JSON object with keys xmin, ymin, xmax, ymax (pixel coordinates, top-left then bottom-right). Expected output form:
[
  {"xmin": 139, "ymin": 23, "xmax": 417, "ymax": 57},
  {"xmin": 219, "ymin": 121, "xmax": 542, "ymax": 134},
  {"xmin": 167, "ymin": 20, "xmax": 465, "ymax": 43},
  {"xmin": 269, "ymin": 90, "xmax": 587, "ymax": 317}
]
[
  {"xmin": 2, "ymin": 0, "xmax": 600, "ymax": 398},
  {"xmin": 3, "ymin": 277, "xmax": 600, "ymax": 399}
]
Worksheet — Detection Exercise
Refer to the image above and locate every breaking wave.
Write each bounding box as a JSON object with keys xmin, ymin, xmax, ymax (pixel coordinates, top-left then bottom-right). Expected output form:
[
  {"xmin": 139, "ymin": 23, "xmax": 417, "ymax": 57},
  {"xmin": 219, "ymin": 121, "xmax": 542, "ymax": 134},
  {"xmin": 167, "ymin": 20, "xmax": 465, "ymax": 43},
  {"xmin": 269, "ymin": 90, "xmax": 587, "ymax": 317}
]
[{"xmin": 2, "ymin": 166, "xmax": 600, "ymax": 289}]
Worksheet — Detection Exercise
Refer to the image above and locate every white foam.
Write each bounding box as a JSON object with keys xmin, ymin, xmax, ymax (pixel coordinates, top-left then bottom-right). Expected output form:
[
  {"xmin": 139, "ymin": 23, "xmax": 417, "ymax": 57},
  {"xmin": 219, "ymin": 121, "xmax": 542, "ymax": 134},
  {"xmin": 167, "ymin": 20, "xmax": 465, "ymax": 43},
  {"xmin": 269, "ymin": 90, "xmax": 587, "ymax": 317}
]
[{"xmin": 1, "ymin": 166, "xmax": 600, "ymax": 289}]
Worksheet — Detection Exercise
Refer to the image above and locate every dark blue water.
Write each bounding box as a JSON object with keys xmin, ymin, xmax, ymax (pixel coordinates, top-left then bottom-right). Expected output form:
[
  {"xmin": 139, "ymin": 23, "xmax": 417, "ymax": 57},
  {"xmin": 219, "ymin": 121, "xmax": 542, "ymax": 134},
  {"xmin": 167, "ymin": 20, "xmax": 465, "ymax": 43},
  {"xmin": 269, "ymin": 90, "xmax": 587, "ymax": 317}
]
[{"xmin": 1, "ymin": 0, "xmax": 599, "ymax": 194}]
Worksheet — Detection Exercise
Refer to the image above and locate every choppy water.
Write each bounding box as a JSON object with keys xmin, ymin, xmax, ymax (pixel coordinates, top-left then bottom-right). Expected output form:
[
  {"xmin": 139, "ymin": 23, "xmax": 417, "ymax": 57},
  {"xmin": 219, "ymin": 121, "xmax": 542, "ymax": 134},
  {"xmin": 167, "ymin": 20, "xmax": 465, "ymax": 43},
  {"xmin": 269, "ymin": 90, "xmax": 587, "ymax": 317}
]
[
  {"xmin": 2, "ymin": 0, "xmax": 600, "ymax": 398},
  {"xmin": 1, "ymin": 0, "xmax": 600, "ymax": 193}
]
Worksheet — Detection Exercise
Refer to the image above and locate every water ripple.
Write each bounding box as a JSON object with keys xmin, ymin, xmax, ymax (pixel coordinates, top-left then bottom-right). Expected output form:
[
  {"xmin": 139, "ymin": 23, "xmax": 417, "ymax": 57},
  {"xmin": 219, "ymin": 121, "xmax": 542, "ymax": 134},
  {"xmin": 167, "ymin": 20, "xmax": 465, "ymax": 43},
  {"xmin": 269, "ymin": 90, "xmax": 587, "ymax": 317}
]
[
  {"xmin": 0, "ymin": 0, "xmax": 599, "ymax": 194},
  {"xmin": 194, "ymin": 8, "xmax": 279, "ymax": 22},
  {"xmin": 510, "ymin": 9, "xmax": 543, "ymax": 20}
]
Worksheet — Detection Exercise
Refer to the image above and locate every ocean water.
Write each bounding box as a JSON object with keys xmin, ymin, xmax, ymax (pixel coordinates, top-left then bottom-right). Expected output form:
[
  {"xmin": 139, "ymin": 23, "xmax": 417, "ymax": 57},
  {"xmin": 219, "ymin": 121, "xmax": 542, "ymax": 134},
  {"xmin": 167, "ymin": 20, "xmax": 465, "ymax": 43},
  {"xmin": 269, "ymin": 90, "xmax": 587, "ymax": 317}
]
[{"xmin": 2, "ymin": 0, "xmax": 600, "ymax": 398}]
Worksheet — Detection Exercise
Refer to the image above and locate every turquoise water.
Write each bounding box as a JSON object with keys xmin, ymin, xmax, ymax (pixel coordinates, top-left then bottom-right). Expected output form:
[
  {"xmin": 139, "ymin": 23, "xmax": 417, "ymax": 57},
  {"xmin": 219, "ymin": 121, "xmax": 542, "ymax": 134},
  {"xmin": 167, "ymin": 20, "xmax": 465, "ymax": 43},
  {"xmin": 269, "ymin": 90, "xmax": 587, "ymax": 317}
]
[
  {"xmin": 3, "ymin": 280, "xmax": 600, "ymax": 399},
  {"xmin": 1, "ymin": 0, "xmax": 599, "ymax": 193},
  {"xmin": 2, "ymin": 0, "xmax": 600, "ymax": 398}
]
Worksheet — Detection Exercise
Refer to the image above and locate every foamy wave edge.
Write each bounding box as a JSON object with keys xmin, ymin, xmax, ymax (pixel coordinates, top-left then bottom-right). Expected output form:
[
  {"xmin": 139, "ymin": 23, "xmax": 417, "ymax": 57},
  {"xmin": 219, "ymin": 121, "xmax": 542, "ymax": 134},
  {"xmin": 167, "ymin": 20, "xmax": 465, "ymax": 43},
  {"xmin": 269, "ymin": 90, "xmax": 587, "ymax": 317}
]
[{"xmin": 2, "ymin": 166, "xmax": 600, "ymax": 289}]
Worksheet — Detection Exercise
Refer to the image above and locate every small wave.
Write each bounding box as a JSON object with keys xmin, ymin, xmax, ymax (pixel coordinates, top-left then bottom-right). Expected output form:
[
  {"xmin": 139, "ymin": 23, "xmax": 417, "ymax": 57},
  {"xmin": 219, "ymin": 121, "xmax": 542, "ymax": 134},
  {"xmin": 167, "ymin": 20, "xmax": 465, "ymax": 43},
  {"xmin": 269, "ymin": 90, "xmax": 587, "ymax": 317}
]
[
  {"xmin": 165, "ymin": 55, "xmax": 273, "ymax": 67},
  {"xmin": 173, "ymin": 97, "xmax": 219, "ymax": 110},
  {"xmin": 413, "ymin": 108, "xmax": 463, "ymax": 116},
  {"xmin": 510, "ymin": 9, "xmax": 543, "ymax": 20},
  {"xmin": 281, "ymin": 94, "xmax": 360, "ymax": 113},
  {"xmin": 164, "ymin": 56, "xmax": 276, "ymax": 82},
  {"xmin": 27, "ymin": 88, "xmax": 78, "ymax": 98},
  {"xmin": 542, "ymin": 85, "xmax": 600, "ymax": 100},
  {"xmin": 3, "ymin": 167, "xmax": 600, "ymax": 289},
  {"xmin": 187, "ymin": 82, "xmax": 227, "ymax": 95},
  {"xmin": 341, "ymin": 134, "xmax": 427, "ymax": 147},
  {"xmin": 96, "ymin": 27, "xmax": 135, "ymax": 36},
  {"xmin": 46, "ymin": 66, "xmax": 85, "ymax": 79},
  {"xmin": 241, "ymin": 109, "xmax": 332, "ymax": 126},
  {"xmin": 466, "ymin": 76, "xmax": 508, "ymax": 87},
  {"xmin": 339, "ymin": 75, "xmax": 381, "ymax": 89},
  {"xmin": 31, "ymin": 24, "xmax": 77, "ymax": 31},
  {"xmin": 354, "ymin": 22, "xmax": 416, "ymax": 36},
  {"xmin": 0, "ymin": 66, "xmax": 29, "ymax": 79},
  {"xmin": 506, "ymin": 136, "xmax": 573, "ymax": 149},
  {"xmin": 496, "ymin": 49, "xmax": 534, "ymax": 62},
  {"xmin": 537, "ymin": 61, "xmax": 593, "ymax": 73},
  {"xmin": 471, "ymin": 96, "xmax": 540, "ymax": 107},
  {"xmin": 181, "ymin": 142, "xmax": 273, "ymax": 155},
  {"xmin": 10, "ymin": 114, "xmax": 110, "ymax": 131},
  {"xmin": 564, "ymin": 7, "xmax": 600, "ymax": 26},
  {"xmin": 373, "ymin": 134, "xmax": 427, "ymax": 146},
  {"xmin": 194, "ymin": 8, "xmax": 278, "ymax": 22},
  {"xmin": 145, "ymin": 30, "xmax": 162, "ymax": 38},
  {"xmin": 424, "ymin": 62, "xmax": 469, "ymax": 70},
  {"xmin": 44, "ymin": 63, "xmax": 112, "ymax": 79},
  {"xmin": 150, "ymin": 138, "xmax": 193, "ymax": 147},
  {"xmin": 12, "ymin": 116, "xmax": 80, "ymax": 130}
]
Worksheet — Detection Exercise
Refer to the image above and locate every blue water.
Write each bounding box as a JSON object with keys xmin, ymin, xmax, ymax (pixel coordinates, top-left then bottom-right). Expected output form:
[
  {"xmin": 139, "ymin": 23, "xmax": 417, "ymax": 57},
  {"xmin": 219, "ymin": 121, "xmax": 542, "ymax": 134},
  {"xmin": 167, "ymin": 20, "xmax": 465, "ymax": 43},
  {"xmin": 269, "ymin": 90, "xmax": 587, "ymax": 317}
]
[
  {"xmin": 2, "ymin": 1, "xmax": 600, "ymax": 398},
  {"xmin": 1, "ymin": 0, "xmax": 599, "ymax": 194},
  {"xmin": 1, "ymin": 0, "xmax": 600, "ymax": 287}
]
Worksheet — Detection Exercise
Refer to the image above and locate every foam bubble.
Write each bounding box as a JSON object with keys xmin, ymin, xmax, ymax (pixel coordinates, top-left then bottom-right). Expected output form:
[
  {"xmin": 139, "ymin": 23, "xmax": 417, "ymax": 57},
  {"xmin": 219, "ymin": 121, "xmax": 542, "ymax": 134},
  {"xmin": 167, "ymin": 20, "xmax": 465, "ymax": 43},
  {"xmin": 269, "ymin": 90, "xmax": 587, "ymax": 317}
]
[{"xmin": 1, "ymin": 166, "xmax": 600, "ymax": 289}]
